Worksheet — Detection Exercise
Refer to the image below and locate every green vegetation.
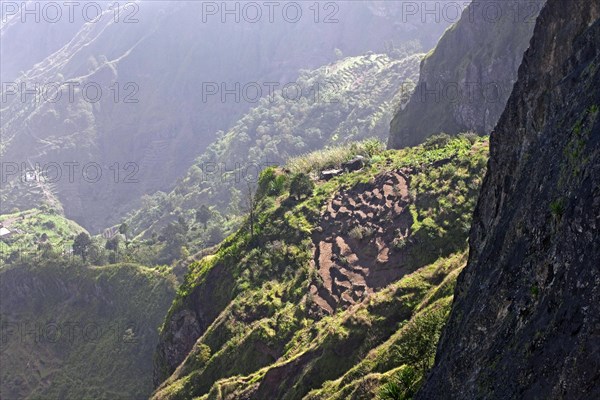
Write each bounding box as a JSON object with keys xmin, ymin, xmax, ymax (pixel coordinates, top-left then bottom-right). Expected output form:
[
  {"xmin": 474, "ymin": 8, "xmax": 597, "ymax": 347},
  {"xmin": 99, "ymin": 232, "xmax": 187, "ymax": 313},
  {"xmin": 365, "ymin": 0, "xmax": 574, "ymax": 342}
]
[
  {"xmin": 0, "ymin": 208, "xmax": 86, "ymax": 267},
  {"xmin": 151, "ymin": 136, "xmax": 489, "ymax": 399},
  {"xmin": 73, "ymin": 232, "xmax": 93, "ymax": 262},
  {"xmin": 0, "ymin": 136, "xmax": 488, "ymax": 400},
  {"xmin": 290, "ymin": 173, "xmax": 315, "ymax": 200},
  {"xmin": 0, "ymin": 261, "xmax": 176, "ymax": 400},
  {"xmin": 549, "ymin": 199, "xmax": 565, "ymax": 221},
  {"xmin": 0, "ymin": 211, "xmax": 178, "ymax": 399},
  {"xmin": 287, "ymin": 139, "xmax": 384, "ymax": 175},
  {"xmin": 560, "ymin": 105, "xmax": 597, "ymax": 188}
]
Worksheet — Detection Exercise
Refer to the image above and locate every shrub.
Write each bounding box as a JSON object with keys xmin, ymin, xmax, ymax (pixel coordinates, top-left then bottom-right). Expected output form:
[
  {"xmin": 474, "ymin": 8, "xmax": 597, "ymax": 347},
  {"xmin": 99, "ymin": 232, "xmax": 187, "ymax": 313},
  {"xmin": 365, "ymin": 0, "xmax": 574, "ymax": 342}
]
[
  {"xmin": 393, "ymin": 304, "xmax": 448, "ymax": 372},
  {"xmin": 195, "ymin": 205, "xmax": 212, "ymax": 228},
  {"xmin": 349, "ymin": 225, "xmax": 375, "ymax": 241},
  {"xmin": 549, "ymin": 198, "xmax": 565, "ymax": 221},
  {"xmin": 378, "ymin": 366, "xmax": 420, "ymax": 400},
  {"xmin": 42, "ymin": 220, "xmax": 56, "ymax": 230},
  {"xmin": 424, "ymin": 133, "xmax": 451, "ymax": 150},
  {"xmin": 378, "ymin": 380, "xmax": 403, "ymax": 400},
  {"xmin": 257, "ymin": 167, "xmax": 277, "ymax": 196},
  {"xmin": 290, "ymin": 173, "xmax": 314, "ymax": 200},
  {"xmin": 258, "ymin": 167, "xmax": 288, "ymax": 198},
  {"xmin": 458, "ymin": 131, "xmax": 480, "ymax": 145}
]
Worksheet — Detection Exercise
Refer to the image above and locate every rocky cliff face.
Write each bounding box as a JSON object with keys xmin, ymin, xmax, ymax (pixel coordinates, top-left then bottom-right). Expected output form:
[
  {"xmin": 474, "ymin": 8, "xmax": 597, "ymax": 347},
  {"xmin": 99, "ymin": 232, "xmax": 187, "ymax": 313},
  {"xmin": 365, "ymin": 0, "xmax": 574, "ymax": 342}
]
[
  {"xmin": 417, "ymin": 0, "xmax": 600, "ymax": 398},
  {"xmin": 388, "ymin": 0, "xmax": 544, "ymax": 149}
]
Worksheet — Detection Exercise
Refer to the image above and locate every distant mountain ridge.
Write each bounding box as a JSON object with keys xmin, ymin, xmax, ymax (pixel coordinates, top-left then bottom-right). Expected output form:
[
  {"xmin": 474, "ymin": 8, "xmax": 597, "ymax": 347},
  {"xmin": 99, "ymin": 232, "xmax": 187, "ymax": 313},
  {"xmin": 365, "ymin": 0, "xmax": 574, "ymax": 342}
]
[
  {"xmin": 388, "ymin": 0, "xmax": 545, "ymax": 149},
  {"xmin": 124, "ymin": 51, "xmax": 423, "ymax": 244}
]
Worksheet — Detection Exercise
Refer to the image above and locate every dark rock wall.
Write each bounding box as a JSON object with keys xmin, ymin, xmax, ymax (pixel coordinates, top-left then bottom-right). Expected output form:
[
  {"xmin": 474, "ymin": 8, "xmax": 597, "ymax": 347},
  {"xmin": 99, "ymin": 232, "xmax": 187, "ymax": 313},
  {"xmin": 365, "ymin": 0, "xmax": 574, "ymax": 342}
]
[{"xmin": 417, "ymin": 0, "xmax": 600, "ymax": 398}]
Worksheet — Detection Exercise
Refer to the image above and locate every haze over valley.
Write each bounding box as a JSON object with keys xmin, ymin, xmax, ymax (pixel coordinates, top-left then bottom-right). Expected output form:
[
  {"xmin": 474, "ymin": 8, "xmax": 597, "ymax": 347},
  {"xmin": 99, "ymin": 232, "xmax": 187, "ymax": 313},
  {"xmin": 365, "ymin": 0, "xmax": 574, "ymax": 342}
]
[{"xmin": 1, "ymin": 1, "xmax": 598, "ymax": 399}]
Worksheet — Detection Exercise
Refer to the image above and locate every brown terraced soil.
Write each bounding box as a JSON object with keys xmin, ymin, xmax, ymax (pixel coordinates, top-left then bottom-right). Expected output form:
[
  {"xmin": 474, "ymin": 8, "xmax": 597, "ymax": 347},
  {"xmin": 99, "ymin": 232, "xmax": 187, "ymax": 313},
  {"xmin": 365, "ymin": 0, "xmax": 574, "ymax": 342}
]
[{"xmin": 309, "ymin": 170, "xmax": 415, "ymax": 315}]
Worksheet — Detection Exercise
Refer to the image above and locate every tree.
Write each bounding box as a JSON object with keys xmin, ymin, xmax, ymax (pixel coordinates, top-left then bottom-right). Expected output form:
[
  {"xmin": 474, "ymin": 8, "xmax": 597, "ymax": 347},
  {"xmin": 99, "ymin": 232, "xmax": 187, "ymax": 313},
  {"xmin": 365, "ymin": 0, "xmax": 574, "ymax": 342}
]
[
  {"xmin": 195, "ymin": 205, "xmax": 212, "ymax": 229},
  {"xmin": 243, "ymin": 183, "xmax": 259, "ymax": 240},
  {"xmin": 104, "ymin": 235, "xmax": 120, "ymax": 264},
  {"xmin": 290, "ymin": 173, "xmax": 314, "ymax": 200},
  {"xmin": 106, "ymin": 236, "xmax": 120, "ymax": 251},
  {"xmin": 73, "ymin": 233, "xmax": 92, "ymax": 262},
  {"xmin": 158, "ymin": 217, "xmax": 189, "ymax": 264},
  {"xmin": 119, "ymin": 223, "xmax": 129, "ymax": 240},
  {"xmin": 207, "ymin": 224, "xmax": 225, "ymax": 246}
]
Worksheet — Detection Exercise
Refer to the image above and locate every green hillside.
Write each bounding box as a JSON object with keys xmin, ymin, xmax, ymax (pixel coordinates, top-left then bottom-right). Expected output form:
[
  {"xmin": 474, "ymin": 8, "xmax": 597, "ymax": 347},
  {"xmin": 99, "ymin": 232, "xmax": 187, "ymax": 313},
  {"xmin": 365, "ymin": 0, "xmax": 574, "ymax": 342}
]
[
  {"xmin": 0, "ymin": 208, "xmax": 86, "ymax": 267},
  {"xmin": 152, "ymin": 134, "xmax": 488, "ymax": 399},
  {"xmin": 0, "ymin": 262, "xmax": 176, "ymax": 400}
]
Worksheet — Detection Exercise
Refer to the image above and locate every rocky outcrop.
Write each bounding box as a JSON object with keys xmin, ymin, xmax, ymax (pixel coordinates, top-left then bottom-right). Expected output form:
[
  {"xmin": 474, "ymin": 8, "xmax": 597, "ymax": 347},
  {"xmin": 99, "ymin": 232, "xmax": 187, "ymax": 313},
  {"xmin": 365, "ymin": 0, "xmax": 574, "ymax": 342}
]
[
  {"xmin": 417, "ymin": 0, "xmax": 600, "ymax": 398},
  {"xmin": 153, "ymin": 258, "xmax": 235, "ymax": 386},
  {"xmin": 388, "ymin": 0, "xmax": 544, "ymax": 149}
]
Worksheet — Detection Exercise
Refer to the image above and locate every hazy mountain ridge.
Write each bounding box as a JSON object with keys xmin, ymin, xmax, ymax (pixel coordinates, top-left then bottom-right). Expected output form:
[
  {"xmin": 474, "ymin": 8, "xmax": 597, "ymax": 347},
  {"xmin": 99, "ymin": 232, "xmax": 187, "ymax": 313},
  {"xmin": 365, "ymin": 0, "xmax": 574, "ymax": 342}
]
[
  {"xmin": 1, "ymin": 1, "xmax": 450, "ymax": 232},
  {"xmin": 123, "ymin": 51, "xmax": 423, "ymax": 246},
  {"xmin": 388, "ymin": 0, "xmax": 545, "ymax": 149}
]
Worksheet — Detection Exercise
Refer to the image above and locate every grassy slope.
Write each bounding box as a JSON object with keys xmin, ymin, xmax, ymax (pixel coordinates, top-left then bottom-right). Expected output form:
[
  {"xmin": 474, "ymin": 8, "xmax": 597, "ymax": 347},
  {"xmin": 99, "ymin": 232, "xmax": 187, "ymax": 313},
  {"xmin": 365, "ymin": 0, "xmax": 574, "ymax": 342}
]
[
  {"xmin": 0, "ymin": 208, "xmax": 86, "ymax": 266},
  {"xmin": 0, "ymin": 262, "xmax": 176, "ymax": 400},
  {"xmin": 152, "ymin": 135, "xmax": 488, "ymax": 399}
]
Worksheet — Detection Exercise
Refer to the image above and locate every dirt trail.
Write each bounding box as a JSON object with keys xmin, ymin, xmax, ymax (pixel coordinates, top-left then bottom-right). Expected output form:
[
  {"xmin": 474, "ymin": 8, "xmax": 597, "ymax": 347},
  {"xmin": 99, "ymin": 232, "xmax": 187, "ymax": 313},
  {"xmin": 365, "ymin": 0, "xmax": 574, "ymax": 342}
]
[{"xmin": 309, "ymin": 170, "xmax": 415, "ymax": 315}]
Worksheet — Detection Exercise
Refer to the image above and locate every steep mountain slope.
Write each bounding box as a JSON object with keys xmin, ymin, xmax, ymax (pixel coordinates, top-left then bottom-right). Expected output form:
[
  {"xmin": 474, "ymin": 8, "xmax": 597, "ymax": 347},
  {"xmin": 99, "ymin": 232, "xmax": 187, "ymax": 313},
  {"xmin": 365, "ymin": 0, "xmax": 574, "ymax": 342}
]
[
  {"xmin": 0, "ymin": 1, "xmax": 449, "ymax": 232},
  {"xmin": 388, "ymin": 0, "xmax": 544, "ymax": 149},
  {"xmin": 124, "ymin": 51, "xmax": 422, "ymax": 242},
  {"xmin": 0, "ymin": 0, "xmax": 91, "ymax": 80},
  {"xmin": 151, "ymin": 136, "xmax": 489, "ymax": 399},
  {"xmin": 417, "ymin": 0, "xmax": 600, "ymax": 398},
  {"xmin": 0, "ymin": 261, "xmax": 176, "ymax": 400}
]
